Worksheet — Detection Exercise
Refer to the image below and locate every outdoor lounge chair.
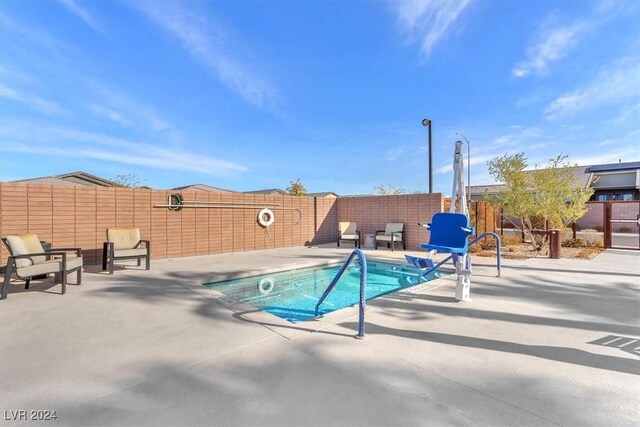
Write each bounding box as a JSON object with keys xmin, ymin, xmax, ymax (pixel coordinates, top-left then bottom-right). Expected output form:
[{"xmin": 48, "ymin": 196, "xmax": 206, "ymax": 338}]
[
  {"xmin": 102, "ymin": 228, "xmax": 150, "ymax": 274},
  {"xmin": 337, "ymin": 222, "xmax": 360, "ymax": 248},
  {"xmin": 1, "ymin": 234, "xmax": 82, "ymax": 300},
  {"xmin": 375, "ymin": 223, "xmax": 406, "ymax": 251}
]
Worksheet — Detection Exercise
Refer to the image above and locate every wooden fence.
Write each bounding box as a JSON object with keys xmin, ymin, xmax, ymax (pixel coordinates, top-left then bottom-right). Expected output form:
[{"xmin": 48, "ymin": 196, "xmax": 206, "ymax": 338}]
[{"xmin": 0, "ymin": 183, "xmax": 337, "ymax": 265}]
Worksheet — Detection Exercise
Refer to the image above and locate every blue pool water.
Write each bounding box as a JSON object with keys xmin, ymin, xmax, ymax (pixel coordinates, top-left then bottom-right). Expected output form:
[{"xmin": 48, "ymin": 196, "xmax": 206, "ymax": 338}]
[{"xmin": 204, "ymin": 261, "xmax": 447, "ymax": 323}]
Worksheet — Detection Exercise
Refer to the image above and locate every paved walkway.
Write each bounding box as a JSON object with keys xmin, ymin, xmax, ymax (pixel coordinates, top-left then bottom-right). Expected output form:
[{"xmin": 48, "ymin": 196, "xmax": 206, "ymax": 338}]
[{"xmin": 1, "ymin": 246, "xmax": 638, "ymax": 426}]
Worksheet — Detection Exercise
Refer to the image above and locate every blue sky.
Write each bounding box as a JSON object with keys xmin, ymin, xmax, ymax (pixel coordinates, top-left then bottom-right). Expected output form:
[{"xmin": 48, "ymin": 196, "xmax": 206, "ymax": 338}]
[{"xmin": 1, "ymin": 0, "xmax": 638, "ymax": 194}]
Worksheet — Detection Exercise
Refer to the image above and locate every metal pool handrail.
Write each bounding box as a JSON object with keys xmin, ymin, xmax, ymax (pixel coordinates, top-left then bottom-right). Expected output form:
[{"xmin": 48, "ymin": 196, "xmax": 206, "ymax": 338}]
[
  {"xmin": 416, "ymin": 231, "xmax": 501, "ymax": 279},
  {"xmin": 315, "ymin": 249, "xmax": 367, "ymax": 339},
  {"xmin": 469, "ymin": 232, "xmax": 501, "ymax": 277}
]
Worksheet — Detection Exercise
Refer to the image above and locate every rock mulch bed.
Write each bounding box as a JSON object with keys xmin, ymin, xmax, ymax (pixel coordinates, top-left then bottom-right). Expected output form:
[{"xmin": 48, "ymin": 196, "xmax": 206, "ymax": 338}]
[{"xmin": 471, "ymin": 243, "xmax": 605, "ymax": 260}]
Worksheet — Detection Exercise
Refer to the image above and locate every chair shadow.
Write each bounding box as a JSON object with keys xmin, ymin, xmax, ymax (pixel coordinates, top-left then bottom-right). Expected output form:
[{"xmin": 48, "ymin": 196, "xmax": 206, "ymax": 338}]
[{"xmin": 344, "ymin": 321, "xmax": 640, "ymax": 376}]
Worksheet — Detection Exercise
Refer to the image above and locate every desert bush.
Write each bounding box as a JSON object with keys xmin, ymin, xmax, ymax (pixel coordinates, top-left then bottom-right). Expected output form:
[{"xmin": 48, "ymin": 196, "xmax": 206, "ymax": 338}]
[
  {"xmin": 617, "ymin": 226, "xmax": 633, "ymax": 233},
  {"xmin": 561, "ymin": 228, "xmax": 574, "ymax": 242},
  {"xmin": 468, "ymin": 243, "xmax": 482, "ymax": 253},
  {"xmin": 481, "ymin": 239, "xmax": 497, "ymax": 250},
  {"xmin": 501, "ymin": 235, "xmax": 522, "ymax": 246},
  {"xmin": 532, "ymin": 234, "xmax": 545, "ymax": 250},
  {"xmin": 592, "ymin": 225, "xmax": 603, "ymax": 232},
  {"xmin": 581, "ymin": 230, "xmax": 604, "ymax": 247},
  {"xmin": 562, "ymin": 238, "xmax": 587, "ymax": 248}
]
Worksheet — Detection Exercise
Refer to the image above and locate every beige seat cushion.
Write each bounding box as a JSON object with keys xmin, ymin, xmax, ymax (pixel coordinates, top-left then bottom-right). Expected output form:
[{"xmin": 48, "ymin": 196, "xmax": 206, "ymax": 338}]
[
  {"xmin": 114, "ymin": 248, "xmax": 148, "ymax": 258},
  {"xmin": 5, "ymin": 234, "xmax": 46, "ymax": 268},
  {"xmin": 338, "ymin": 222, "xmax": 358, "ymax": 235},
  {"xmin": 375, "ymin": 235, "xmax": 398, "ymax": 242},
  {"xmin": 384, "ymin": 223, "xmax": 404, "ymax": 235},
  {"xmin": 107, "ymin": 228, "xmax": 140, "ymax": 250},
  {"xmin": 340, "ymin": 234, "xmax": 359, "ymax": 240},
  {"xmin": 16, "ymin": 256, "xmax": 82, "ymax": 277}
]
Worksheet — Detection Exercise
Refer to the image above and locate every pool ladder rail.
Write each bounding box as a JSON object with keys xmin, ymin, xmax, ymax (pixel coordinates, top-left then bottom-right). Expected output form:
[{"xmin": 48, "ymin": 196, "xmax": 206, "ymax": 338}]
[{"xmin": 315, "ymin": 249, "xmax": 367, "ymax": 339}]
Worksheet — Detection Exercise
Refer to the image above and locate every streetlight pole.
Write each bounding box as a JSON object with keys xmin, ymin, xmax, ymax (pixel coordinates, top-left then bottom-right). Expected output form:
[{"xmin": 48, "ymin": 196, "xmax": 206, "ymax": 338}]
[
  {"xmin": 422, "ymin": 118, "xmax": 432, "ymax": 193},
  {"xmin": 456, "ymin": 132, "xmax": 471, "ymax": 203}
]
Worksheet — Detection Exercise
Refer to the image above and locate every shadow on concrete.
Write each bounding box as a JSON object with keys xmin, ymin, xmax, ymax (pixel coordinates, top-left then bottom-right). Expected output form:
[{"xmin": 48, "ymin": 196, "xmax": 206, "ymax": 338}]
[
  {"xmin": 379, "ymin": 293, "xmax": 640, "ymax": 336},
  {"xmin": 589, "ymin": 335, "xmax": 640, "ymax": 358},
  {"xmin": 0, "ymin": 276, "xmax": 80, "ymax": 298},
  {"xmin": 231, "ymin": 310, "xmax": 355, "ymax": 339},
  {"xmin": 39, "ymin": 341, "xmax": 571, "ymax": 427},
  {"xmin": 505, "ymin": 264, "xmax": 640, "ymax": 278},
  {"xmin": 344, "ymin": 322, "xmax": 640, "ymax": 376},
  {"xmin": 471, "ymin": 276, "xmax": 639, "ymax": 324}
]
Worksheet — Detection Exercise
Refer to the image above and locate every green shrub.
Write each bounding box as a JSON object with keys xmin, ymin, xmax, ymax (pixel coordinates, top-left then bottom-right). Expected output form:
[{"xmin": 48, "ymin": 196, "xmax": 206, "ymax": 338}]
[{"xmin": 592, "ymin": 225, "xmax": 603, "ymax": 232}]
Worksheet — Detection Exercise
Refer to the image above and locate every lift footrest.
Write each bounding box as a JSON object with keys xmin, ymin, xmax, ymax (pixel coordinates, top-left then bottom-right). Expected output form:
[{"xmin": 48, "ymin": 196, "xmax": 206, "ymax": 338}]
[{"xmin": 405, "ymin": 255, "xmax": 435, "ymax": 270}]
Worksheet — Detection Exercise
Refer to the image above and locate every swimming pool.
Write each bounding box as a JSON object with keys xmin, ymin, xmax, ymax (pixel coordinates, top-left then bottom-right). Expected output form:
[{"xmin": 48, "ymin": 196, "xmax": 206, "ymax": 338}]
[{"xmin": 204, "ymin": 260, "xmax": 447, "ymax": 322}]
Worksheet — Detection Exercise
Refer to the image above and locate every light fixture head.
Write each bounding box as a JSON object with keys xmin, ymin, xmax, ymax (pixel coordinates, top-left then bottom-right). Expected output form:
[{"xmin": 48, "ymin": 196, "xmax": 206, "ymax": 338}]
[{"xmin": 422, "ymin": 118, "xmax": 431, "ymax": 126}]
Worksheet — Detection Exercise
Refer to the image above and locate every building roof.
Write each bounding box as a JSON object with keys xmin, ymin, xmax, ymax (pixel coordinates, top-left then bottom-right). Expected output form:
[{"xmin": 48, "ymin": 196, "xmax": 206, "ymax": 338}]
[
  {"xmin": 585, "ymin": 161, "xmax": 640, "ymax": 173},
  {"xmin": 243, "ymin": 188, "xmax": 289, "ymax": 195},
  {"xmin": 171, "ymin": 184, "xmax": 236, "ymax": 193},
  {"xmin": 307, "ymin": 192, "xmax": 339, "ymax": 197},
  {"xmin": 469, "ymin": 165, "xmax": 592, "ymax": 197},
  {"xmin": 10, "ymin": 171, "xmax": 118, "ymax": 187}
]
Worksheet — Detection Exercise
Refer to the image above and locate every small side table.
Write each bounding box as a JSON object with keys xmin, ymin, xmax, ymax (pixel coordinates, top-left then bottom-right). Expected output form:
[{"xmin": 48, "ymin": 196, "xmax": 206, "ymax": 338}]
[{"xmin": 363, "ymin": 233, "xmax": 375, "ymax": 249}]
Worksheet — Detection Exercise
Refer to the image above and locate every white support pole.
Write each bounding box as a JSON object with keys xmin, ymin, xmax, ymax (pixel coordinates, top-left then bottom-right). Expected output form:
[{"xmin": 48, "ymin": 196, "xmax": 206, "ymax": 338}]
[{"xmin": 451, "ymin": 140, "xmax": 471, "ymax": 301}]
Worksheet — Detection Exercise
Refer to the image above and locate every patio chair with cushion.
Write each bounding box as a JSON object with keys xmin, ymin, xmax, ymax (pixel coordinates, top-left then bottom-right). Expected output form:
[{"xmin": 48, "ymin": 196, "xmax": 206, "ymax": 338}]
[
  {"xmin": 375, "ymin": 223, "xmax": 406, "ymax": 251},
  {"xmin": 1, "ymin": 234, "xmax": 82, "ymax": 300},
  {"xmin": 337, "ymin": 222, "xmax": 360, "ymax": 248},
  {"xmin": 102, "ymin": 228, "xmax": 150, "ymax": 274}
]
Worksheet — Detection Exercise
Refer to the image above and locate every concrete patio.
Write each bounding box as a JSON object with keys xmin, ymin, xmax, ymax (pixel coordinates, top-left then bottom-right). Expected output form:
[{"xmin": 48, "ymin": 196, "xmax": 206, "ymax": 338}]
[{"xmin": 1, "ymin": 246, "xmax": 638, "ymax": 426}]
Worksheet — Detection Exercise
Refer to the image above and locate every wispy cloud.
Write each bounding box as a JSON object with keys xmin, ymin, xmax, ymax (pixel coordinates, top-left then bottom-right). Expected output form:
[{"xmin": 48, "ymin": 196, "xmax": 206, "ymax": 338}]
[
  {"xmin": 130, "ymin": 1, "xmax": 277, "ymax": 110},
  {"xmin": 393, "ymin": 0, "xmax": 472, "ymax": 59},
  {"xmin": 492, "ymin": 127, "xmax": 542, "ymax": 147},
  {"xmin": 1, "ymin": 121, "xmax": 247, "ymax": 177},
  {"xmin": 385, "ymin": 148, "xmax": 405, "ymax": 161},
  {"xmin": 609, "ymin": 101, "xmax": 640, "ymax": 125},
  {"xmin": 0, "ymin": 84, "xmax": 70, "ymax": 116},
  {"xmin": 88, "ymin": 104, "xmax": 131, "ymax": 127},
  {"xmin": 435, "ymin": 154, "xmax": 497, "ymax": 174},
  {"xmin": 544, "ymin": 57, "xmax": 640, "ymax": 120},
  {"xmin": 57, "ymin": 0, "xmax": 105, "ymax": 35},
  {"xmin": 512, "ymin": 21, "xmax": 587, "ymax": 77},
  {"xmin": 87, "ymin": 84, "xmax": 170, "ymax": 132},
  {"xmin": 571, "ymin": 144, "xmax": 639, "ymax": 166}
]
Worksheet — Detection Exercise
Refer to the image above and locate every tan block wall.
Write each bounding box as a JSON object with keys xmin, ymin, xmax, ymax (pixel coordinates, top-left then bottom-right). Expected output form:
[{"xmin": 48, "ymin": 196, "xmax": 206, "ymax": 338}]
[
  {"xmin": 0, "ymin": 184, "xmax": 337, "ymax": 265},
  {"xmin": 335, "ymin": 194, "xmax": 444, "ymax": 250}
]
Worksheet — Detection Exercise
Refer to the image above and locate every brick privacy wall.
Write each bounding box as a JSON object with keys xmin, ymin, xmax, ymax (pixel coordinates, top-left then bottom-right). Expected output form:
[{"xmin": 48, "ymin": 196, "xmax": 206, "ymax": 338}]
[
  {"xmin": 335, "ymin": 194, "xmax": 444, "ymax": 250},
  {"xmin": 0, "ymin": 183, "xmax": 338, "ymax": 265}
]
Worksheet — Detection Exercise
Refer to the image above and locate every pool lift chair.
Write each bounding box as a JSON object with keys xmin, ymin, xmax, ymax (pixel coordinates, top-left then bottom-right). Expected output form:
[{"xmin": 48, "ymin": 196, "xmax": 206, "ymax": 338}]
[{"xmin": 405, "ymin": 140, "xmax": 501, "ymax": 301}]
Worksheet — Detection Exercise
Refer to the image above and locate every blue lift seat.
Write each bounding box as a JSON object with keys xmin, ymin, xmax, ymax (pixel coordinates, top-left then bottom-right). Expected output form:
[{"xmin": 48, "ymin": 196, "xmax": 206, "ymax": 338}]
[{"xmin": 420, "ymin": 212, "xmax": 474, "ymax": 254}]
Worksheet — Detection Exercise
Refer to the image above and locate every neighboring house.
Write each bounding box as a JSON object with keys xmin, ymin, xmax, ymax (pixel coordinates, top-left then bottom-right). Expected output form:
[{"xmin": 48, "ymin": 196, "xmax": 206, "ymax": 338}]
[
  {"xmin": 586, "ymin": 162, "xmax": 640, "ymax": 201},
  {"xmin": 243, "ymin": 188, "xmax": 289, "ymax": 196},
  {"xmin": 171, "ymin": 184, "xmax": 236, "ymax": 193},
  {"xmin": 307, "ymin": 192, "xmax": 339, "ymax": 198},
  {"xmin": 8, "ymin": 171, "xmax": 118, "ymax": 187},
  {"xmin": 469, "ymin": 162, "xmax": 639, "ymax": 201}
]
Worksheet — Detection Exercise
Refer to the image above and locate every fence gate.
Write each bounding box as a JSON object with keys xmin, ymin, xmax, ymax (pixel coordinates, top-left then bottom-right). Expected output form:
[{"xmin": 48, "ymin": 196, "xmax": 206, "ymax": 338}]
[{"xmin": 605, "ymin": 201, "xmax": 640, "ymax": 250}]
